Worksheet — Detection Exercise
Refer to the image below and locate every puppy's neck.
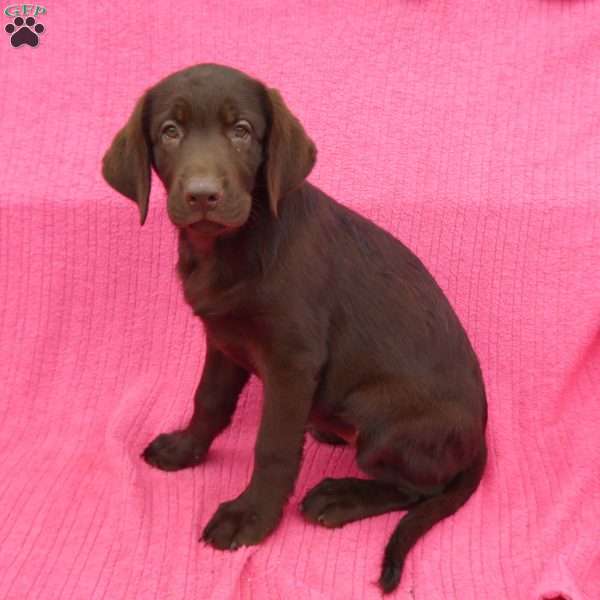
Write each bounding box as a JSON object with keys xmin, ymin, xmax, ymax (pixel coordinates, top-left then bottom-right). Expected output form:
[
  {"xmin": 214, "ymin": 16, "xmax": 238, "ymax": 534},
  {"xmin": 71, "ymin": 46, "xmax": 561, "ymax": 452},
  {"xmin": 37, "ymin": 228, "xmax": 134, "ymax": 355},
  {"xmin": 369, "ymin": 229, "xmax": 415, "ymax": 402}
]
[
  {"xmin": 182, "ymin": 230, "xmax": 216, "ymax": 255},
  {"xmin": 177, "ymin": 200, "xmax": 274, "ymax": 283}
]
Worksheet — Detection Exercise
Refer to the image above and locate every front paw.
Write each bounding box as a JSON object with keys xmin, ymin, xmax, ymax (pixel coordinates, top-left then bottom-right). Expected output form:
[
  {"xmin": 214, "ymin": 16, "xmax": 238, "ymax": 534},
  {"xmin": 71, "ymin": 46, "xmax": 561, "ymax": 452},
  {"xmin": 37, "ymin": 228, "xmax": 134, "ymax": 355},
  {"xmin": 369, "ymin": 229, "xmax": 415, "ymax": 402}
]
[
  {"xmin": 142, "ymin": 430, "xmax": 206, "ymax": 471},
  {"xmin": 201, "ymin": 497, "xmax": 280, "ymax": 550}
]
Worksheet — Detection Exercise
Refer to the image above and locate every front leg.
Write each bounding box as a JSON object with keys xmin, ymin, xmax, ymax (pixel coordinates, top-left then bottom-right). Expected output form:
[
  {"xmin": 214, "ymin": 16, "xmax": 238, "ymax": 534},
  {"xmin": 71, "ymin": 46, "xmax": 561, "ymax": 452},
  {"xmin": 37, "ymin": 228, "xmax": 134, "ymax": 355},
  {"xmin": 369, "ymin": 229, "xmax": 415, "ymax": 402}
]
[
  {"xmin": 202, "ymin": 366, "xmax": 316, "ymax": 549},
  {"xmin": 143, "ymin": 342, "xmax": 249, "ymax": 471}
]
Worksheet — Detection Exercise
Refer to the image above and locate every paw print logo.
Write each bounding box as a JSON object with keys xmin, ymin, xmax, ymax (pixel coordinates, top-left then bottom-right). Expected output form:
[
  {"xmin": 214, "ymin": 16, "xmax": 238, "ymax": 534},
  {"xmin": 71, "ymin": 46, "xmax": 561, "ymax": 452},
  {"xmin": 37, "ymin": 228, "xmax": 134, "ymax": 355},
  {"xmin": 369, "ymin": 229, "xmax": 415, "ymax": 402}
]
[{"xmin": 5, "ymin": 16, "xmax": 45, "ymax": 48}]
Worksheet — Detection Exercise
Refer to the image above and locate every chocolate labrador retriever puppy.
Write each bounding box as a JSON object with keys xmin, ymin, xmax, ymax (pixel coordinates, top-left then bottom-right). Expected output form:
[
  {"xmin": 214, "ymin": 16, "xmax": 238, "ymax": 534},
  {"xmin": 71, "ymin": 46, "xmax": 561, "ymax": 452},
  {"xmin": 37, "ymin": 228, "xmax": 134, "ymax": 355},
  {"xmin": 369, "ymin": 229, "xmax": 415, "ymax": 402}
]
[{"xmin": 102, "ymin": 64, "xmax": 487, "ymax": 593}]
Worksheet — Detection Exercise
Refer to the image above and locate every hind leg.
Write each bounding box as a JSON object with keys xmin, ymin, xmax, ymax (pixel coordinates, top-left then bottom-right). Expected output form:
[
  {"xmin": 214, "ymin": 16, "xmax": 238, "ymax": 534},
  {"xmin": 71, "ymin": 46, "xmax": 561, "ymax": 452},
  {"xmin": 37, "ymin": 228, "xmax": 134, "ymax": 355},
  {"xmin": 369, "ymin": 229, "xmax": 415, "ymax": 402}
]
[
  {"xmin": 301, "ymin": 477, "xmax": 421, "ymax": 527},
  {"xmin": 301, "ymin": 409, "xmax": 461, "ymax": 529}
]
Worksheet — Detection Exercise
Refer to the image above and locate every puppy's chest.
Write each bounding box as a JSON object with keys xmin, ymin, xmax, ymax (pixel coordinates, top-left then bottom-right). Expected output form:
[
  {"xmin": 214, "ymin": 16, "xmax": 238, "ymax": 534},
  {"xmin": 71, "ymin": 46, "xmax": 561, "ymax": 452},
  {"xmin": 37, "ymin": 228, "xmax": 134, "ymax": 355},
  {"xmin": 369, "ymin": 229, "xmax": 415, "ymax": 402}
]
[
  {"xmin": 205, "ymin": 319, "xmax": 259, "ymax": 373},
  {"xmin": 180, "ymin": 265, "xmax": 217, "ymax": 314},
  {"xmin": 179, "ymin": 262, "xmax": 262, "ymax": 373},
  {"xmin": 179, "ymin": 259, "xmax": 242, "ymax": 317}
]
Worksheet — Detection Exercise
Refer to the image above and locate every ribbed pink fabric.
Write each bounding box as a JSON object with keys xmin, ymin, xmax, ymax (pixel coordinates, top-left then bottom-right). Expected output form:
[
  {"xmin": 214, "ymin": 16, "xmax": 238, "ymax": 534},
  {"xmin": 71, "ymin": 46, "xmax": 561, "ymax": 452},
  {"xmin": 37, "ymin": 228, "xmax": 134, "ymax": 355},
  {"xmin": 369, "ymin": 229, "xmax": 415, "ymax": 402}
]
[{"xmin": 1, "ymin": 1, "xmax": 599, "ymax": 598}]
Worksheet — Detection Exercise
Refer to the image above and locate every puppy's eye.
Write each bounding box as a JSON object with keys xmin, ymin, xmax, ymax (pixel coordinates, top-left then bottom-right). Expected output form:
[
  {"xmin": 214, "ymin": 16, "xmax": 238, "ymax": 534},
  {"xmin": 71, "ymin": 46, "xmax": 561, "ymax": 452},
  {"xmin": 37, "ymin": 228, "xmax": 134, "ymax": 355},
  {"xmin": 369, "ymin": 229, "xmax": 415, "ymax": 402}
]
[
  {"xmin": 232, "ymin": 121, "xmax": 251, "ymax": 140},
  {"xmin": 161, "ymin": 122, "xmax": 181, "ymax": 141}
]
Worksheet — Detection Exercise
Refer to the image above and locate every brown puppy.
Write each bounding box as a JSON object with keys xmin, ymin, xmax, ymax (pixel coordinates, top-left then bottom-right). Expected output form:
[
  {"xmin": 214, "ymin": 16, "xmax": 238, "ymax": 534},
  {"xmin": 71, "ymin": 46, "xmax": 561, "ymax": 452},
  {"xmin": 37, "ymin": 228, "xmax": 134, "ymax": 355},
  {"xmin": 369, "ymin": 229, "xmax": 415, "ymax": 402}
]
[{"xmin": 102, "ymin": 64, "xmax": 487, "ymax": 594}]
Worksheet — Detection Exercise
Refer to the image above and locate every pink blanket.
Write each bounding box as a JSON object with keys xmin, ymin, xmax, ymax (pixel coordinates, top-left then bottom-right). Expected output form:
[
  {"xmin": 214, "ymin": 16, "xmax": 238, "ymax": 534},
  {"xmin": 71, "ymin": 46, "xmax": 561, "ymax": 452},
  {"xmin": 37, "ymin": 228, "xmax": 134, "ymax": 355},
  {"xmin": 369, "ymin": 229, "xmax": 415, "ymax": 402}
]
[{"xmin": 1, "ymin": 1, "xmax": 599, "ymax": 598}]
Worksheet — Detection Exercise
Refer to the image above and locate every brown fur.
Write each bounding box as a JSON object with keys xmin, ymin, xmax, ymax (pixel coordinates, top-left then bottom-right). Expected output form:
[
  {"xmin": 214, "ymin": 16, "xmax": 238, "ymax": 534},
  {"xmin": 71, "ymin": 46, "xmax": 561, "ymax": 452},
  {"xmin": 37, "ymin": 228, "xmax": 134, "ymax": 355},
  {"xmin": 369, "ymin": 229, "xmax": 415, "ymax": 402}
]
[{"xmin": 102, "ymin": 64, "xmax": 487, "ymax": 594}]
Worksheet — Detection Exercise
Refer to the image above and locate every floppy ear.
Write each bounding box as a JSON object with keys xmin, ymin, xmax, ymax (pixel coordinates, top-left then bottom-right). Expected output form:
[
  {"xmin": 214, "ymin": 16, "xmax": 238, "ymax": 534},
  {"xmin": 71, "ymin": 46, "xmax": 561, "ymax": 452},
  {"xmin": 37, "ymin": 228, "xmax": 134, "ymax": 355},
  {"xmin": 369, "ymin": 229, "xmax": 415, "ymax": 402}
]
[
  {"xmin": 102, "ymin": 94, "xmax": 151, "ymax": 225},
  {"xmin": 265, "ymin": 89, "xmax": 317, "ymax": 216}
]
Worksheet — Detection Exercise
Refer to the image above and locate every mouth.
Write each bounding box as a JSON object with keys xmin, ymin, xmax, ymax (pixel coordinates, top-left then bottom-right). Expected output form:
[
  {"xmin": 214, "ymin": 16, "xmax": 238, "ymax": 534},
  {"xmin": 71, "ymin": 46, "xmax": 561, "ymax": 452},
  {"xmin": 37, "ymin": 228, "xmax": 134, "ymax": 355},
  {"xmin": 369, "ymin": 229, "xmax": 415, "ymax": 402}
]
[
  {"xmin": 187, "ymin": 220, "xmax": 228, "ymax": 235},
  {"xmin": 183, "ymin": 217, "xmax": 249, "ymax": 241}
]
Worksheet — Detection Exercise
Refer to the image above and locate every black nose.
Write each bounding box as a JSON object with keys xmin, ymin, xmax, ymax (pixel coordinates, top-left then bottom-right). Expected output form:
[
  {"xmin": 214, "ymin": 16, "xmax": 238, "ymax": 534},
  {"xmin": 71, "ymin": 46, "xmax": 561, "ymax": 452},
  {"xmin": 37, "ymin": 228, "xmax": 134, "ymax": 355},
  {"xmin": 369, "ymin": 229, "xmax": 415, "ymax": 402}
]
[{"xmin": 184, "ymin": 177, "xmax": 223, "ymax": 210}]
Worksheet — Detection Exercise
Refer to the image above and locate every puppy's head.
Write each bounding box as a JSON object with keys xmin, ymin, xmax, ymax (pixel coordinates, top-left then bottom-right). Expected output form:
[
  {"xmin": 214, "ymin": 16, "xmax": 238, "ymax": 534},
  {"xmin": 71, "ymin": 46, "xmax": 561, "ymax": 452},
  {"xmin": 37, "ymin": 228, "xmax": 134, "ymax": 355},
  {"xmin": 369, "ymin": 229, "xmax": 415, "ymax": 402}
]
[{"xmin": 102, "ymin": 64, "xmax": 316, "ymax": 236}]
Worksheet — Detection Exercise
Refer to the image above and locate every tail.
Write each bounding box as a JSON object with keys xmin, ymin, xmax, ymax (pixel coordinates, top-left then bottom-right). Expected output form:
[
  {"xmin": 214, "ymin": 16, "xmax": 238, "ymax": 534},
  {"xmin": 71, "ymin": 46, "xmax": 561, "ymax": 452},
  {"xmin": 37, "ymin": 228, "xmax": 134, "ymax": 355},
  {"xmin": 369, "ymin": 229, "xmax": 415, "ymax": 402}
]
[{"xmin": 379, "ymin": 445, "xmax": 487, "ymax": 594}]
